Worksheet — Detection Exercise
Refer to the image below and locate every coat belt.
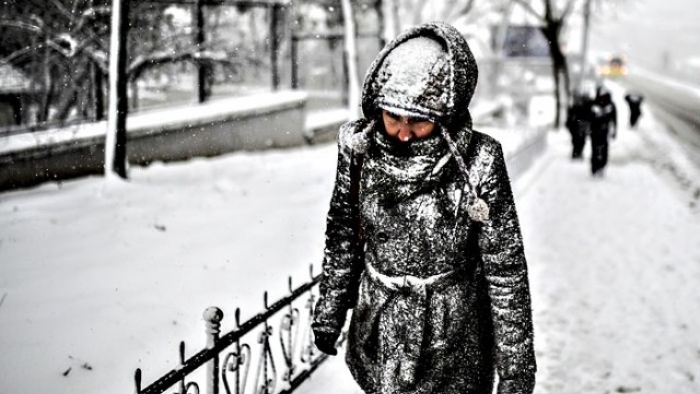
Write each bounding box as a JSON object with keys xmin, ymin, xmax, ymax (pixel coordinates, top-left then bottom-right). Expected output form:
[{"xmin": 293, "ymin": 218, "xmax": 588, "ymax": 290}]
[
  {"xmin": 364, "ymin": 261, "xmax": 458, "ymax": 295},
  {"xmin": 362, "ymin": 261, "xmax": 460, "ymax": 389}
]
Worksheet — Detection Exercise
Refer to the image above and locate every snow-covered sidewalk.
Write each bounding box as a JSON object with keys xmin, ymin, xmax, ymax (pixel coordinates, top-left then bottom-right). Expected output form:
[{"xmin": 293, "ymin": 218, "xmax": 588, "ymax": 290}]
[
  {"xmin": 297, "ymin": 109, "xmax": 700, "ymax": 394},
  {"xmin": 523, "ymin": 126, "xmax": 700, "ymax": 393}
]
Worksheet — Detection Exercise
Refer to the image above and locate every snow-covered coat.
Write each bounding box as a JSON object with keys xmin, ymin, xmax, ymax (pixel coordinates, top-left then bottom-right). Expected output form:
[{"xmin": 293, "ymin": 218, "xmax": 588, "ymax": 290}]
[{"xmin": 313, "ymin": 22, "xmax": 536, "ymax": 394}]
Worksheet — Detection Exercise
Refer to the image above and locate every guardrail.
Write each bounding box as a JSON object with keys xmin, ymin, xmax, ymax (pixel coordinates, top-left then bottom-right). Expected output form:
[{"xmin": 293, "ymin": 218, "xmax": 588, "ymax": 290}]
[{"xmin": 133, "ymin": 266, "xmax": 334, "ymax": 394}]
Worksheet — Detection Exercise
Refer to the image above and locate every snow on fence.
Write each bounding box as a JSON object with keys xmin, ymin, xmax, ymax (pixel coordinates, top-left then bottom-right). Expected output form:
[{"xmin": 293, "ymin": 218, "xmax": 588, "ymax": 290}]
[{"xmin": 133, "ymin": 266, "xmax": 335, "ymax": 394}]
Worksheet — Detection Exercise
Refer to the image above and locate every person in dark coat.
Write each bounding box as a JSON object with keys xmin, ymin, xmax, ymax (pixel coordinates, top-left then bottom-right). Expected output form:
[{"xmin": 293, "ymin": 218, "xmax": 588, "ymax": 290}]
[
  {"xmin": 565, "ymin": 91, "xmax": 593, "ymax": 159},
  {"xmin": 590, "ymin": 86, "xmax": 617, "ymax": 176},
  {"xmin": 312, "ymin": 22, "xmax": 536, "ymax": 394},
  {"xmin": 624, "ymin": 92, "xmax": 644, "ymax": 128}
]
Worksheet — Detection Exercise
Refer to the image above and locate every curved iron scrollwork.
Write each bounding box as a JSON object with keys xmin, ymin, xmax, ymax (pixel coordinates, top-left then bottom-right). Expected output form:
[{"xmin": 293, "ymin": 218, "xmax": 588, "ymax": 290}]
[
  {"xmin": 134, "ymin": 266, "xmax": 330, "ymax": 394},
  {"xmin": 222, "ymin": 342, "xmax": 251, "ymax": 394},
  {"xmin": 254, "ymin": 325, "xmax": 277, "ymax": 394},
  {"xmin": 184, "ymin": 381, "xmax": 201, "ymax": 394},
  {"xmin": 299, "ymin": 292, "xmax": 317, "ymax": 364},
  {"xmin": 279, "ymin": 306, "xmax": 300, "ymax": 381}
]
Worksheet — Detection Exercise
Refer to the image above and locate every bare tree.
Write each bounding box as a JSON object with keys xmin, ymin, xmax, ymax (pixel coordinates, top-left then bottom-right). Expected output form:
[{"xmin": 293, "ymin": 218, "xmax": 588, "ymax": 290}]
[
  {"xmin": 0, "ymin": 0, "xmax": 112, "ymax": 123},
  {"xmin": 512, "ymin": 0, "xmax": 577, "ymax": 128},
  {"xmin": 384, "ymin": 0, "xmax": 479, "ymax": 33},
  {"xmin": 1, "ymin": 1, "xmax": 253, "ymax": 125}
]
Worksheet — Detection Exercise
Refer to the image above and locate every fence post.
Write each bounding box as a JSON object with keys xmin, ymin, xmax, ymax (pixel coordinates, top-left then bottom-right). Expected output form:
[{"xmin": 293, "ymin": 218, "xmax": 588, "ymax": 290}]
[
  {"xmin": 204, "ymin": 307, "xmax": 224, "ymax": 394},
  {"xmin": 134, "ymin": 368, "xmax": 142, "ymax": 394}
]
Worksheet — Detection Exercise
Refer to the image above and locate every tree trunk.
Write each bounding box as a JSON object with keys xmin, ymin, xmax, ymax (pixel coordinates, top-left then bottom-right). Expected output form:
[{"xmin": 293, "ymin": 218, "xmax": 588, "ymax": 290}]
[
  {"xmin": 39, "ymin": 44, "xmax": 54, "ymax": 123},
  {"xmin": 340, "ymin": 0, "xmax": 361, "ymax": 119},
  {"xmin": 55, "ymin": 89, "xmax": 78, "ymax": 121},
  {"xmin": 92, "ymin": 62, "xmax": 105, "ymax": 121},
  {"xmin": 130, "ymin": 79, "xmax": 139, "ymax": 110},
  {"xmin": 375, "ymin": 0, "xmax": 387, "ymax": 48},
  {"xmin": 10, "ymin": 95, "xmax": 23, "ymax": 125},
  {"xmin": 490, "ymin": 0, "xmax": 515, "ymax": 98},
  {"xmin": 578, "ymin": 0, "xmax": 591, "ymax": 91},
  {"xmin": 543, "ymin": 23, "xmax": 570, "ymax": 128},
  {"xmin": 389, "ymin": 0, "xmax": 400, "ymax": 39},
  {"xmin": 561, "ymin": 55, "xmax": 571, "ymax": 104},
  {"xmin": 270, "ymin": 4, "xmax": 282, "ymax": 90},
  {"xmin": 106, "ymin": 0, "xmax": 129, "ymax": 179},
  {"xmin": 552, "ymin": 60, "xmax": 562, "ymax": 128},
  {"xmin": 194, "ymin": 0, "xmax": 207, "ymax": 103}
]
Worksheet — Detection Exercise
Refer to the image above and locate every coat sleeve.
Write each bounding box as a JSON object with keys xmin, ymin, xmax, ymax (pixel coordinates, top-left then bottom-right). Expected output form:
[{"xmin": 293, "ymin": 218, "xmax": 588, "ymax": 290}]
[
  {"xmin": 475, "ymin": 141, "xmax": 537, "ymax": 390},
  {"xmin": 311, "ymin": 120, "xmax": 367, "ymax": 340}
]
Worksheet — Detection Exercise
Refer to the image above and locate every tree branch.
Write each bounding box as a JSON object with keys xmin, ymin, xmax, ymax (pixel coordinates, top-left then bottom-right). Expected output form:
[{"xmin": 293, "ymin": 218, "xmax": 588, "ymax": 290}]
[
  {"xmin": 127, "ymin": 50, "xmax": 243, "ymax": 82},
  {"xmin": 0, "ymin": 18, "xmax": 44, "ymax": 33},
  {"xmin": 445, "ymin": 0, "xmax": 477, "ymax": 23},
  {"xmin": 512, "ymin": 0, "xmax": 546, "ymax": 22},
  {"xmin": 560, "ymin": 0, "xmax": 577, "ymax": 21}
]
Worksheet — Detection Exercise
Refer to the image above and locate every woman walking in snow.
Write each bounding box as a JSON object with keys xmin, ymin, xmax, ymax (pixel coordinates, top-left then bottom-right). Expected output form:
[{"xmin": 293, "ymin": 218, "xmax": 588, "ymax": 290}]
[{"xmin": 312, "ymin": 22, "xmax": 537, "ymax": 394}]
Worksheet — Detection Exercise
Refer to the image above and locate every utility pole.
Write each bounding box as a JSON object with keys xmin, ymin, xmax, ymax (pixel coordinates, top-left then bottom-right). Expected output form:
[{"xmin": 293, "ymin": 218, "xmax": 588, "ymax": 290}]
[
  {"xmin": 578, "ymin": 0, "xmax": 592, "ymax": 92},
  {"xmin": 105, "ymin": 0, "xmax": 129, "ymax": 179}
]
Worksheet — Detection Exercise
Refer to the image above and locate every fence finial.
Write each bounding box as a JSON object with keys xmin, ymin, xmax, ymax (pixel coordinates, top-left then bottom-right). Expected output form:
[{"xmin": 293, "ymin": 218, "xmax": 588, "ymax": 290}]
[
  {"xmin": 203, "ymin": 307, "xmax": 223, "ymax": 394},
  {"xmin": 203, "ymin": 307, "xmax": 224, "ymax": 339},
  {"xmin": 134, "ymin": 368, "xmax": 142, "ymax": 394},
  {"xmin": 235, "ymin": 307, "xmax": 242, "ymax": 329}
]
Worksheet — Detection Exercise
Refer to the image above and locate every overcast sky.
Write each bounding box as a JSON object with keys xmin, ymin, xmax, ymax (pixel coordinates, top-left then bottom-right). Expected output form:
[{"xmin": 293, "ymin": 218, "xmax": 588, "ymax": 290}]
[{"xmin": 589, "ymin": 0, "xmax": 700, "ymax": 72}]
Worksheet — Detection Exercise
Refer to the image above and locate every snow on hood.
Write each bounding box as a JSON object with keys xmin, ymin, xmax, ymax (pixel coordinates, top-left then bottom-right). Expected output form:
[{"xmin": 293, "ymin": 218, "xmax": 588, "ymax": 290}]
[{"xmin": 361, "ymin": 22, "xmax": 479, "ymax": 131}]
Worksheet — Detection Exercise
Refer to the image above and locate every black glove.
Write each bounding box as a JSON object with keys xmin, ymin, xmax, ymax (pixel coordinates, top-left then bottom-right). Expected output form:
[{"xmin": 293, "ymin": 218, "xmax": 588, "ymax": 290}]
[
  {"xmin": 497, "ymin": 372, "xmax": 535, "ymax": 394},
  {"xmin": 313, "ymin": 331, "xmax": 338, "ymax": 356}
]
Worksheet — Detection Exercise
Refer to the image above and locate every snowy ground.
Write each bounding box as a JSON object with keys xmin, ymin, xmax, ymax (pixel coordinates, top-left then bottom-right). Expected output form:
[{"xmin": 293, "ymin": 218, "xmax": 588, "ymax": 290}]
[
  {"xmin": 1, "ymin": 84, "xmax": 699, "ymax": 394},
  {"xmin": 0, "ymin": 141, "xmax": 339, "ymax": 393},
  {"xmin": 522, "ymin": 117, "xmax": 700, "ymax": 393}
]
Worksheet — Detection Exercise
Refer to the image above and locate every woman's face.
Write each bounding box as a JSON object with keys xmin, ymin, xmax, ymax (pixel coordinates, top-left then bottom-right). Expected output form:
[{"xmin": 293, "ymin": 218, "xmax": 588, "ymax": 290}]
[{"xmin": 381, "ymin": 110, "xmax": 436, "ymax": 142}]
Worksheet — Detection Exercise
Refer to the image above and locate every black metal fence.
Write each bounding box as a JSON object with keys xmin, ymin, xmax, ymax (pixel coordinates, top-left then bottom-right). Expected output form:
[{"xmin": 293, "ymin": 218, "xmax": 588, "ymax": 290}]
[{"xmin": 134, "ymin": 266, "xmax": 335, "ymax": 394}]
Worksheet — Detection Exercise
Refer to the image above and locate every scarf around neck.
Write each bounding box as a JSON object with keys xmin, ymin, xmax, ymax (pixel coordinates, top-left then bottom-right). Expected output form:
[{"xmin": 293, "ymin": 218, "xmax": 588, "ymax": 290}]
[{"xmin": 362, "ymin": 125, "xmax": 471, "ymax": 207}]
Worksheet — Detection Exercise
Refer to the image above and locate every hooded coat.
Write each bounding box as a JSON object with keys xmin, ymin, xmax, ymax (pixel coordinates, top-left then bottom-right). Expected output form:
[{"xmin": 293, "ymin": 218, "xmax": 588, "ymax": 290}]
[{"xmin": 312, "ymin": 22, "xmax": 536, "ymax": 394}]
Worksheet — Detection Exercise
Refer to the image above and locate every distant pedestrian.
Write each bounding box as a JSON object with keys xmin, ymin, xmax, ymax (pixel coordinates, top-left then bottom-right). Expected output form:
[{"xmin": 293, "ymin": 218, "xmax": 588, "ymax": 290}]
[
  {"xmin": 624, "ymin": 92, "xmax": 644, "ymax": 128},
  {"xmin": 565, "ymin": 92, "xmax": 592, "ymax": 159},
  {"xmin": 312, "ymin": 22, "xmax": 537, "ymax": 394},
  {"xmin": 589, "ymin": 86, "xmax": 617, "ymax": 176}
]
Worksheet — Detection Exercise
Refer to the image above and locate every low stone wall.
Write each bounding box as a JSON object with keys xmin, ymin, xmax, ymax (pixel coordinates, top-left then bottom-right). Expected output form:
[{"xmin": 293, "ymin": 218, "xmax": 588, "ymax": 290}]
[
  {"xmin": 0, "ymin": 94, "xmax": 548, "ymax": 192},
  {"xmin": 503, "ymin": 128, "xmax": 548, "ymax": 182},
  {"xmin": 0, "ymin": 91, "xmax": 308, "ymax": 191}
]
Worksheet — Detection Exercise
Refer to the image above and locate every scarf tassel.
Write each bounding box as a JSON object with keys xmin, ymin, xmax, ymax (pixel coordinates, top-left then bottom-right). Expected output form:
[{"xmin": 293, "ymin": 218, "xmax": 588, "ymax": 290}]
[{"xmin": 442, "ymin": 130, "xmax": 490, "ymax": 223}]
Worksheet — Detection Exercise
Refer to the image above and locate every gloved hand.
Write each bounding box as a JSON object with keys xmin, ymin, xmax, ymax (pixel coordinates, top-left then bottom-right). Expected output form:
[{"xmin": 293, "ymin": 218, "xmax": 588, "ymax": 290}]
[
  {"xmin": 497, "ymin": 372, "xmax": 535, "ymax": 394},
  {"xmin": 313, "ymin": 331, "xmax": 338, "ymax": 356}
]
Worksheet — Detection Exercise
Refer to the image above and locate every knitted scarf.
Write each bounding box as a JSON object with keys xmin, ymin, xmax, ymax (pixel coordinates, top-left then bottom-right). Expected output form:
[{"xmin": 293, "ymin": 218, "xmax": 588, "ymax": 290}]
[{"xmin": 361, "ymin": 124, "xmax": 471, "ymax": 208}]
